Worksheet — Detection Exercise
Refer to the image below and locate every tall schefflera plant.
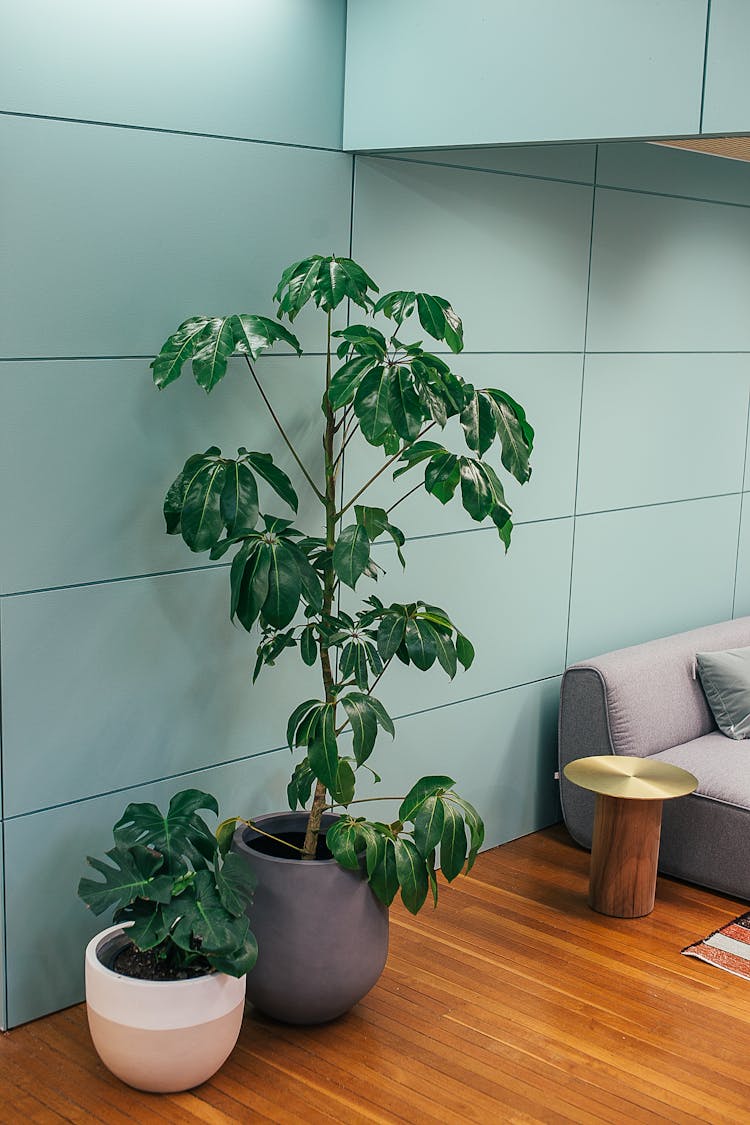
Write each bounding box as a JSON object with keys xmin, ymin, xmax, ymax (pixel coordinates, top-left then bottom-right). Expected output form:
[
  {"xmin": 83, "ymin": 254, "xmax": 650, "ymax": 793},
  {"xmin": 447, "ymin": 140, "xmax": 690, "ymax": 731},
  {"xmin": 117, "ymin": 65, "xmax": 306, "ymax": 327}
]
[{"xmin": 152, "ymin": 255, "xmax": 533, "ymax": 914}]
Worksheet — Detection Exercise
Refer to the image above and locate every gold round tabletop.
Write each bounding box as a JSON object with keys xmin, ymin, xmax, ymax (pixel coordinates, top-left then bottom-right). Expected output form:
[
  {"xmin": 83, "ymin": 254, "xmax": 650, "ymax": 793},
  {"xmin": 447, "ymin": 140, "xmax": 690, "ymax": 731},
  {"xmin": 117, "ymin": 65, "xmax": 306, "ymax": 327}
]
[{"xmin": 563, "ymin": 755, "xmax": 698, "ymax": 800}]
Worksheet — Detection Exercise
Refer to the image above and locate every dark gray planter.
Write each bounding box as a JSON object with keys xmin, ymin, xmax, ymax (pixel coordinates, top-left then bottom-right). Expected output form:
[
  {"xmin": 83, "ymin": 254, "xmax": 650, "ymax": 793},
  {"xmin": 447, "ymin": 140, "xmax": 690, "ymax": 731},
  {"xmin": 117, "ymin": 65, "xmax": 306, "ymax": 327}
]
[{"xmin": 232, "ymin": 811, "xmax": 389, "ymax": 1024}]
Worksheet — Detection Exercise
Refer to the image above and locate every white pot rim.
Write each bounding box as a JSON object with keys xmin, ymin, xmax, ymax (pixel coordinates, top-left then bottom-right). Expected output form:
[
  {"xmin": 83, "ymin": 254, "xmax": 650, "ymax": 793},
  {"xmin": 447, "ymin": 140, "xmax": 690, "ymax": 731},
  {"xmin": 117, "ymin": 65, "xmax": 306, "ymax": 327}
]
[{"xmin": 86, "ymin": 922, "xmax": 230, "ymax": 990}]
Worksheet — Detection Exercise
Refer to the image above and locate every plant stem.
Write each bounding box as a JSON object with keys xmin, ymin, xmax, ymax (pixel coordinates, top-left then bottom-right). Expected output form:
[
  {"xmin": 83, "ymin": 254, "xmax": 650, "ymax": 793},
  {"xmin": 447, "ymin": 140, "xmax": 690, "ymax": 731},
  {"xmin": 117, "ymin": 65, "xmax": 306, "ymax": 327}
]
[
  {"xmin": 302, "ymin": 310, "xmax": 337, "ymax": 859},
  {"xmin": 387, "ymin": 481, "xmax": 423, "ymax": 515},
  {"xmin": 322, "ymin": 796, "xmax": 405, "ymax": 809},
  {"xmin": 244, "ymin": 355, "xmax": 325, "ymax": 503},
  {"xmin": 337, "ymin": 420, "xmax": 438, "ymax": 519},
  {"xmin": 235, "ymin": 817, "xmax": 305, "ymax": 854}
]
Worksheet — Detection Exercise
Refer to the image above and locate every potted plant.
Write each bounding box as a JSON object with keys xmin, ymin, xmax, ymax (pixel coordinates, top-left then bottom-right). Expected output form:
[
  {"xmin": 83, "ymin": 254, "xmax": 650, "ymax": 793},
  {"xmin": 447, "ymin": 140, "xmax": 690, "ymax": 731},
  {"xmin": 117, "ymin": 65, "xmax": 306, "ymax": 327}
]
[
  {"xmin": 78, "ymin": 789, "xmax": 257, "ymax": 1092},
  {"xmin": 151, "ymin": 254, "xmax": 534, "ymax": 1023}
]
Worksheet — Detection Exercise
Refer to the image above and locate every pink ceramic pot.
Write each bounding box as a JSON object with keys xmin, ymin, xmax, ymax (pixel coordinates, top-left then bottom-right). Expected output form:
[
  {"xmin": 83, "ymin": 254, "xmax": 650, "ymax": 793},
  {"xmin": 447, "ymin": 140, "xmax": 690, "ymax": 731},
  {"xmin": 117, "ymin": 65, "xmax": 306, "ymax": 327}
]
[{"xmin": 84, "ymin": 924, "xmax": 246, "ymax": 1092}]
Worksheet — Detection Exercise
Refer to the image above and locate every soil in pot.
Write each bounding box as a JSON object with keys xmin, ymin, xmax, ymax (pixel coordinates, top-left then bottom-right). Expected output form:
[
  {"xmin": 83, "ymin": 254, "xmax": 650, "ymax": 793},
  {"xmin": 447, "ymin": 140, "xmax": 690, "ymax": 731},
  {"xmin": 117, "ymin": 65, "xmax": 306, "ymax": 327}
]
[{"xmin": 109, "ymin": 942, "xmax": 212, "ymax": 982}]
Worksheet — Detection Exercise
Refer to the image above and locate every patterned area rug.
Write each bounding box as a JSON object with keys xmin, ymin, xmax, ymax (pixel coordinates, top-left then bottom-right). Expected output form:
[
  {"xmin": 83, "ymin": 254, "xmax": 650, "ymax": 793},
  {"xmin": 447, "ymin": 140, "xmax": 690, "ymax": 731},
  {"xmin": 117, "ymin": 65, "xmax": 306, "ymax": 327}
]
[{"xmin": 682, "ymin": 911, "xmax": 750, "ymax": 979}]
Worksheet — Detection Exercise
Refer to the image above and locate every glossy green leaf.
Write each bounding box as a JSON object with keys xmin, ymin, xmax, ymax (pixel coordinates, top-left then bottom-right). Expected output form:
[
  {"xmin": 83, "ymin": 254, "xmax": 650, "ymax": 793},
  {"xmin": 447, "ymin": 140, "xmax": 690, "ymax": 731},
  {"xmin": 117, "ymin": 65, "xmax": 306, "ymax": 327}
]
[
  {"xmin": 233, "ymin": 314, "xmax": 301, "ymax": 359},
  {"xmin": 261, "ymin": 539, "xmax": 302, "ymax": 629},
  {"xmin": 209, "ymin": 932, "xmax": 258, "ymax": 977},
  {"xmin": 286, "ymin": 699, "xmax": 325, "ymax": 748},
  {"xmin": 114, "ymin": 899, "xmax": 171, "ymax": 951},
  {"xmin": 440, "ymin": 803, "xmax": 467, "ymax": 881},
  {"xmin": 331, "ymin": 759, "xmax": 356, "ymax": 807},
  {"xmin": 229, "ymin": 539, "xmax": 258, "ymax": 620},
  {"xmin": 328, "ymin": 355, "xmax": 379, "ymax": 411},
  {"xmin": 388, "ymin": 365, "xmax": 424, "ymax": 441},
  {"xmin": 235, "ymin": 545, "xmax": 271, "ymax": 632},
  {"xmin": 393, "ymin": 440, "xmax": 445, "ymax": 479},
  {"xmin": 163, "ymin": 451, "xmax": 213, "ymax": 535},
  {"xmin": 405, "ymin": 617, "xmax": 437, "ymax": 671},
  {"xmin": 461, "ymin": 388, "xmax": 496, "ymax": 458},
  {"xmin": 114, "ymin": 789, "xmax": 219, "ymax": 870},
  {"xmin": 192, "ymin": 316, "xmax": 236, "ymax": 393},
  {"xmin": 180, "ymin": 461, "xmax": 227, "ymax": 552},
  {"xmin": 373, "ymin": 290, "xmax": 416, "ymax": 325},
  {"xmin": 415, "ymin": 294, "xmax": 464, "ymax": 353},
  {"xmin": 300, "ymin": 625, "xmax": 317, "ymax": 666},
  {"xmin": 242, "ymin": 451, "xmax": 298, "ymax": 513},
  {"xmin": 425, "ymin": 450, "xmax": 460, "ymax": 504},
  {"xmin": 455, "ymin": 631, "xmax": 475, "ymax": 671},
  {"xmin": 353, "ymin": 365, "xmax": 394, "ymax": 445},
  {"xmin": 151, "ymin": 316, "xmax": 211, "ymax": 389},
  {"xmin": 485, "ymin": 390, "xmax": 533, "ymax": 484},
  {"xmin": 399, "ymin": 775, "xmax": 455, "ymax": 822},
  {"xmin": 395, "ymin": 838, "xmax": 429, "ymax": 915},
  {"xmin": 431, "ymin": 626, "xmax": 458, "ymax": 679},
  {"xmin": 308, "ymin": 706, "xmax": 338, "ymax": 790},
  {"xmin": 168, "ymin": 870, "xmax": 251, "ymax": 955},
  {"xmin": 287, "ymin": 757, "xmax": 315, "ymax": 810},
  {"xmin": 377, "ymin": 614, "xmax": 406, "ymax": 662},
  {"xmin": 449, "ymin": 795, "xmax": 485, "ymax": 872},
  {"xmin": 340, "ymin": 693, "xmax": 378, "ymax": 765},
  {"xmin": 459, "ymin": 458, "xmax": 494, "ymax": 521},
  {"xmin": 78, "ymin": 844, "xmax": 171, "ymax": 917},
  {"xmin": 215, "ymin": 852, "xmax": 257, "ymax": 917},
  {"xmin": 332, "ymin": 523, "xmax": 371, "ymax": 590},
  {"xmin": 326, "ymin": 818, "xmax": 361, "ymax": 870},
  {"xmin": 220, "ymin": 461, "xmax": 259, "ymax": 536},
  {"xmin": 364, "ymin": 693, "xmax": 395, "ymax": 737},
  {"xmin": 413, "ymin": 796, "xmax": 446, "ymax": 856},
  {"xmin": 368, "ymin": 836, "xmax": 399, "ymax": 906}
]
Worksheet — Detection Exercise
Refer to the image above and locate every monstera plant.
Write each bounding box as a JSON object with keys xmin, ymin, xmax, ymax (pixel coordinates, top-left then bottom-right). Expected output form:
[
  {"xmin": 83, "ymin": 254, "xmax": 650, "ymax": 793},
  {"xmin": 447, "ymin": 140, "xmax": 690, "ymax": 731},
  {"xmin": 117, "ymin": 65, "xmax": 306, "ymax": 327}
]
[{"xmin": 152, "ymin": 254, "xmax": 533, "ymax": 918}]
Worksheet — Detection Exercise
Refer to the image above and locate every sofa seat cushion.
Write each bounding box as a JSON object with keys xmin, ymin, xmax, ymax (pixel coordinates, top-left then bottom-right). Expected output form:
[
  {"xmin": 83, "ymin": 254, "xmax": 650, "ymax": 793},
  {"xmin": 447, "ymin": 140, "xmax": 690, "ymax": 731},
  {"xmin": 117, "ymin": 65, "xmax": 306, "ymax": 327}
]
[{"xmin": 652, "ymin": 733, "xmax": 750, "ymax": 809}]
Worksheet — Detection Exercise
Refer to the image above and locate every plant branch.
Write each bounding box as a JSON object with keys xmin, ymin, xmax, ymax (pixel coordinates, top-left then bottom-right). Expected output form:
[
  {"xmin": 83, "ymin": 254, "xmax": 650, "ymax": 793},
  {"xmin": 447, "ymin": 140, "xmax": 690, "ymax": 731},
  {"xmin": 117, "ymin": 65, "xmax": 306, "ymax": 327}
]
[
  {"xmin": 387, "ymin": 481, "xmax": 423, "ymax": 515},
  {"xmin": 322, "ymin": 796, "xmax": 405, "ymax": 809},
  {"xmin": 244, "ymin": 355, "xmax": 325, "ymax": 503},
  {"xmin": 337, "ymin": 420, "xmax": 438, "ymax": 519},
  {"xmin": 234, "ymin": 817, "xmax": 305, "ymax": 854}
]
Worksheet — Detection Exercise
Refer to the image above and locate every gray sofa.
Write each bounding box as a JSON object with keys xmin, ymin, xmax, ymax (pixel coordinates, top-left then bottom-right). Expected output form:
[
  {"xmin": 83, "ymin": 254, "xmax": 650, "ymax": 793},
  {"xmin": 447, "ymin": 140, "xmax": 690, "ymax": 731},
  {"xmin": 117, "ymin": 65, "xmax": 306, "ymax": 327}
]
[{"xmin": 559, "ymin": 617, "xmax": 750, "ymax": 902}]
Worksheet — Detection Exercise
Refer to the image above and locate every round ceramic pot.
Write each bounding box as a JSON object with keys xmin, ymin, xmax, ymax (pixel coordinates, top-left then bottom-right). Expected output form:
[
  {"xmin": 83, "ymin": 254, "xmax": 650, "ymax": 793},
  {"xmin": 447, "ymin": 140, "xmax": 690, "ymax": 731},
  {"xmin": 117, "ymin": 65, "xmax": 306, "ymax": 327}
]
[
  {"xmin": 232, "ymin": 811, "xmax": 389, "ymax": 1024},
  {"xmin": 84, "ymin": 923, "xmax": 246, "ymax": 1093}
]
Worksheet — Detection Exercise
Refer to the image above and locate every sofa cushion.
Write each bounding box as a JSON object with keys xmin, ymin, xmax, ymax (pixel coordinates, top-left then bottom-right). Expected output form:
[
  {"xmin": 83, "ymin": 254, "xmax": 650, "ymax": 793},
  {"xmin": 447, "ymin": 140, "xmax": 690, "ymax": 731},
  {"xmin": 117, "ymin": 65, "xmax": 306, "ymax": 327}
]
[
  {"xmin": 653, "ymin": 733, "xmax": 750, "ymax": 809},
  {"xmin": 696, "ymin": 646, "xmax": 750, "ymax": 739}
]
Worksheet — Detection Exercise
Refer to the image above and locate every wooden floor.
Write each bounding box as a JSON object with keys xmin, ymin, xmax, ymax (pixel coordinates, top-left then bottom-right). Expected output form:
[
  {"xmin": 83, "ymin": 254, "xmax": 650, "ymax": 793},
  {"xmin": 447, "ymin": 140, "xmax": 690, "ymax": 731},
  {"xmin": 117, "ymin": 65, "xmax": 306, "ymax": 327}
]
[{"xmin": 3, "ymin": 824, "xmax": 750, "ymax": 1123}]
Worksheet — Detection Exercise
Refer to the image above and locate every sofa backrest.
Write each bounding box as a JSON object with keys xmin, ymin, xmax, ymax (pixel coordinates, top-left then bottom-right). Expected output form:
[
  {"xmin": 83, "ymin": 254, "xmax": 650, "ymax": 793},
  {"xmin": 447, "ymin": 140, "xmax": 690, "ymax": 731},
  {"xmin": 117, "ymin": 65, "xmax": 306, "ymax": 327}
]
[{"xmin": 566, "ymin": 617, "xmax": 750, "ymax": 758}]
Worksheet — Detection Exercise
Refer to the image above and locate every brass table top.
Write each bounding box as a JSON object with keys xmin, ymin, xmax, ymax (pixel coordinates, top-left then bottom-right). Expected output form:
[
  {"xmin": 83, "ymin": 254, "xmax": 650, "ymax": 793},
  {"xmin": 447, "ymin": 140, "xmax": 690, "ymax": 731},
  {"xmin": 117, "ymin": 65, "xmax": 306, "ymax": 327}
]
[{"xmin": 564, "ymin": 755, "xmax": 698, "ymax": 801}]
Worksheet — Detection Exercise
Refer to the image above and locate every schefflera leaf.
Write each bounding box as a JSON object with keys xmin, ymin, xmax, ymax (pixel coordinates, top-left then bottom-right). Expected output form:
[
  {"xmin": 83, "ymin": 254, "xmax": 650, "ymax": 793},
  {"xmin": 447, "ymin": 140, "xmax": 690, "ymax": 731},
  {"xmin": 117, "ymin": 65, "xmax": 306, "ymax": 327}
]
[
  {"xmin": 152, "ymin": 312, "xmax": 301, "ymax": 393},
  {"xmin": 163, "ymin": 447, "xmax": 298, "ymax": 553}
]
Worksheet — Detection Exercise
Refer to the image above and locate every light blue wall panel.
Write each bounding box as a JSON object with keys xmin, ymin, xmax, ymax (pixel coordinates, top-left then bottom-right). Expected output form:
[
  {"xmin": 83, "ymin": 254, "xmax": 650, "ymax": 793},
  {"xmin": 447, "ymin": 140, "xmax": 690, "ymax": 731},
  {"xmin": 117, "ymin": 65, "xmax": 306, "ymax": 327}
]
[
  {"xmin": 567, "ymin": 495, "xmax": 739, "ymax": 664},
  {"xmin": 702, "ymin": 0, "xmax": 750, "ymax": 135},
  {"xmin": 0, "ymin": 116, "xmax": 352, "ymax": 358},
  {"xmin": 1, "ymin": 568, "xmax": 321, "ymax": 817},
  {"xmin": 344, "ymin": 354, "xmax": 582, "ymax": 538},
  {"xmin": 382, "ymin": 145, "xmax": 596, "ymax": 185},
  {"xmin": 359, "ymin": 520, "xmax": 572, "ymax": 721},
  {"xmin": 0, "ymin": 0, "xmax": 346, "ymax": 150},
  {"xmin": 353, "ymin": 158, "xmax": 593, "ymax": 352},
  {"xmin": 0, "ymin": 355, "xmax": 328, "ymax": 593},
  {"xmin": 598, "ymin": 142, "xmax": 750, "ymax": 207},
  {"xmin": 3, "ymin": 749, "xmax": 293, "ymax": 1027},
  {"xmin": 732, "ymin": 495, "xmax": 750, "ymax": 617},
  {"xmin": 586, "ymin": 188, "xmax": 750, "ymax": 352},
  {"xmin": 353, "ymin": 678, "xmax": 562, "ymax": 854},
  {"xmin": 577, "ymin": 354, "xmax": 749, "ymax": 514},
  {"xmin": 344, "ymin": 0, "xmax": 706, "ymax": 150}
]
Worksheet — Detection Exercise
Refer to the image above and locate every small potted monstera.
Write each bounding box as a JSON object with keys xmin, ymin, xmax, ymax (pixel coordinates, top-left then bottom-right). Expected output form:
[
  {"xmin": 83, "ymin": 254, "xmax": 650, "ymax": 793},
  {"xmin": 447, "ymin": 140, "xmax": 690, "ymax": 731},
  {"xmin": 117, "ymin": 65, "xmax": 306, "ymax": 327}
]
[
  {"xmin": 151, "ymin": 254, "xmax": 534, "ymax": 1023},
  {"xmin": 78, "ymin": 789, "xmax": 256, "ymax": 1091}
]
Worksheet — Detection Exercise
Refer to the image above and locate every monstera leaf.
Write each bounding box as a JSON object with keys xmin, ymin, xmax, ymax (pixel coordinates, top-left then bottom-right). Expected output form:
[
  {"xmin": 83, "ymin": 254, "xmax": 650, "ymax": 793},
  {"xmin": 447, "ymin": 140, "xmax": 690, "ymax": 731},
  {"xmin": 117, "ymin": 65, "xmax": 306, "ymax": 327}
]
[
  {"xmin": 78, "ymin": 844, "xmax": 173, "ymax": 916},
  {"xmin": 113, "ymin": 789, "xmax": 219, "ymax": 872}
]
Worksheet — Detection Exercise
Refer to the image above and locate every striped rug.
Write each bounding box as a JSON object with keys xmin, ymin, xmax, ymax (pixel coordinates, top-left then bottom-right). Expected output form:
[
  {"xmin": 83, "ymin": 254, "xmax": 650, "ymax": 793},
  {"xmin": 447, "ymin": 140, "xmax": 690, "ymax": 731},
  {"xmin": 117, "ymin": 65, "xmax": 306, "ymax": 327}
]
[{"xmin": 682, "ymin": 911, "xmax": 750, "ymax": 980}]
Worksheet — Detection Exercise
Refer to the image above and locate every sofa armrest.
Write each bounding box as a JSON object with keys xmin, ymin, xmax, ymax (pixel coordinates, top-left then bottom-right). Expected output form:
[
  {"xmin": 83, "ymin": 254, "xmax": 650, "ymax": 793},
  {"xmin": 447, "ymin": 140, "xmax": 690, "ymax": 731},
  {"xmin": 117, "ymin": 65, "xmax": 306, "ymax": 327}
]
[{"xmin": 558, "ymin": 667, "xmax": 615, "ymax": 848}]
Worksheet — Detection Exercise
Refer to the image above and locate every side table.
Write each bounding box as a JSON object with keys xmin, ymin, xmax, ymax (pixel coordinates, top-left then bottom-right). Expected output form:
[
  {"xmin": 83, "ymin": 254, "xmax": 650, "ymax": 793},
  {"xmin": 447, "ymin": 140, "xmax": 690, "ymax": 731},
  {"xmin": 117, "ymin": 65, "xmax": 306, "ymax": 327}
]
[{"xmin": 563, "ymin": 755, "xmax": 698, "ymax": 918}]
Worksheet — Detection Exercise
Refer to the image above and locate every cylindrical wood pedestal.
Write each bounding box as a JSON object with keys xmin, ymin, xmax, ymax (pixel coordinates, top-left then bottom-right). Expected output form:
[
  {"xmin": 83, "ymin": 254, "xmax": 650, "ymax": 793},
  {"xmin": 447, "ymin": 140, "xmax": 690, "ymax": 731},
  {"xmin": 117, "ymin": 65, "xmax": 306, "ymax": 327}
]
[{"xmin": 589, "ymin": 795, "xmax": 664, "ymax": 918}]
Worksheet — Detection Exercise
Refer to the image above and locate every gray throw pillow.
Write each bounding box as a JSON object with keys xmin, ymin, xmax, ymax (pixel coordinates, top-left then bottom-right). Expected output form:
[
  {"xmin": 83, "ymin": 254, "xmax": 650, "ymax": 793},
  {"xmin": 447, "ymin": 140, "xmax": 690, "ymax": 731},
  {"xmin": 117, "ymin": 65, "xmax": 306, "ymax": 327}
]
[{"xmin": 696, "ymin": 646, "xmax": 750, "ymax": 740}]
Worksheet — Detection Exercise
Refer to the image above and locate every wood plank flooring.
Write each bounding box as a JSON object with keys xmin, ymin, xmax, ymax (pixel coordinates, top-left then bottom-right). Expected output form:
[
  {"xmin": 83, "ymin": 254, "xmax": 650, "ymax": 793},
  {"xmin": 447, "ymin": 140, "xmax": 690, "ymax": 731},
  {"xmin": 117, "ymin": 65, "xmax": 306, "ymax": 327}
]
[{"xmin": 2, "ymin": 824, "xmax": 750, "ymax": 1123}]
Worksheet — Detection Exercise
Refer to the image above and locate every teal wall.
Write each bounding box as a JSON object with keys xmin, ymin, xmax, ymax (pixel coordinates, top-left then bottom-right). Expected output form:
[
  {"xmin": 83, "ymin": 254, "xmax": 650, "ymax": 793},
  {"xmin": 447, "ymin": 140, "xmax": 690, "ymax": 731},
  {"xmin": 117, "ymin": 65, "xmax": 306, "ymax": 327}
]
[
  {"xmin": 3, "ymin": 2, "xmax": 750, "ymax": 1031},
  {"xmin": 0, "ymin": 0, "xmax": 350, "ymax": 1028}
]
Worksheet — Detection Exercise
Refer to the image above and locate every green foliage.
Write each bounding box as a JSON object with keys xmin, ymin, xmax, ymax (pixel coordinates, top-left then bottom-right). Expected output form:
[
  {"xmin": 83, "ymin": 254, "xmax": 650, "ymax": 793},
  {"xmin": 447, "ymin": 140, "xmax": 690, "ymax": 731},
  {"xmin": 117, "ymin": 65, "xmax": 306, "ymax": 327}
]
[
  {"xmin": 150, "ymin": 253, "xmax": 536, "ymax": 911},
  {"xmin": 78, "ymin": 790, "xmax": 257, "ymax": 978}
]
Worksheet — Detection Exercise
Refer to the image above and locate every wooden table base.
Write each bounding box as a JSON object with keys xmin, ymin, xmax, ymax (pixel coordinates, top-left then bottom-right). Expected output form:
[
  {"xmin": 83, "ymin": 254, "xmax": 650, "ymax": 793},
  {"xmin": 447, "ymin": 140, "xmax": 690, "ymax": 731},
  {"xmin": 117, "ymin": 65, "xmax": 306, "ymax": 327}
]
[{"xmin": 589, "ymin": 794, "xmax": 664, "ymax": 918}]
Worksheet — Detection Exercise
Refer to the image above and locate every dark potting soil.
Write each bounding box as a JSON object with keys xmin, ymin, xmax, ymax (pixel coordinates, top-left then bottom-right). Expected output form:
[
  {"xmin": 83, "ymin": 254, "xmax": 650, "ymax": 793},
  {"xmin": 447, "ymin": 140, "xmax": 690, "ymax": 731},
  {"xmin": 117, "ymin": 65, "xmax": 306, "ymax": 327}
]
[
  {"xmin": 111, "ymin": 943, "xmax": 212, "ymax": 982},
  {"xmin": 247, "ymin": 830, "xmax": 332, "ymax": 861}
]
